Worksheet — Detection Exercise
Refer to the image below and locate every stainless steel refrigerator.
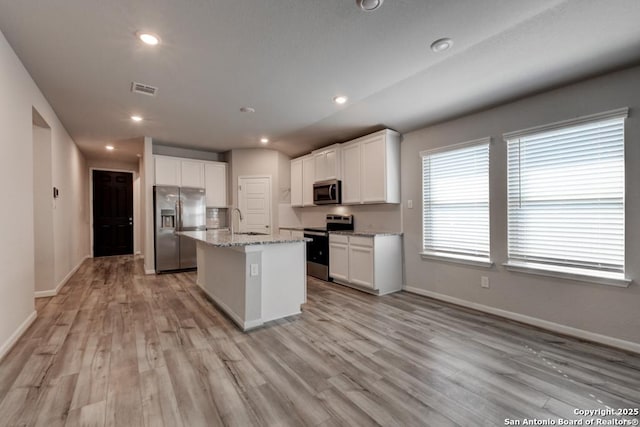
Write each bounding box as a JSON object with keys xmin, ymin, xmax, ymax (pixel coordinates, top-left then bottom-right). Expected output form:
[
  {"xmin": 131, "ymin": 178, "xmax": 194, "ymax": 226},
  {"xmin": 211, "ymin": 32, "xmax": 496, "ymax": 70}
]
[{"xmin": 153, "ymin": 186, "xmax": 206, "ymax": 272}]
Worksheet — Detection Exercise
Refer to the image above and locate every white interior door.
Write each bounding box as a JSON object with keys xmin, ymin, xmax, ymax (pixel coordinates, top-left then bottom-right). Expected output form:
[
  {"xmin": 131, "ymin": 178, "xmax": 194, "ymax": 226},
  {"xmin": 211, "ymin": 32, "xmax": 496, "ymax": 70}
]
[{"xmin": 238, "ymin": 176, "xmax": 271, "ymax": 234}]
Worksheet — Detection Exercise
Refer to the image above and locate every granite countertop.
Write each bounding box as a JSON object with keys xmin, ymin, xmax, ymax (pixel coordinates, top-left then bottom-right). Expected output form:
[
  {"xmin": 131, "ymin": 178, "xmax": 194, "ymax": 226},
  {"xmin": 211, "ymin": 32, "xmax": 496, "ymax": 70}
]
[
  {"xmin": 328, "ymin": 230, "xmax": 404, "ymax": 237},
  {"xmin": 278, "ymin": 226, "xmax": 306, "ymax": 231},
  {"xmin": 178, "ymin": 230, "xmax": 311, "ymax": 247}
]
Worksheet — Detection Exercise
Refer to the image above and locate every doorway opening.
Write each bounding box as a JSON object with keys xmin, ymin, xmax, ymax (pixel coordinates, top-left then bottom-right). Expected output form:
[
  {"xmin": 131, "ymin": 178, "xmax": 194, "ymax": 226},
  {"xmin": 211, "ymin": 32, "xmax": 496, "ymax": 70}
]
[
  {"xmin": 32, "ymin": 108, "xmax": 55, "ymax": 297},
  {"xmin": 92, "ymin": 170, "xmax": 134, "ymax": 257}
]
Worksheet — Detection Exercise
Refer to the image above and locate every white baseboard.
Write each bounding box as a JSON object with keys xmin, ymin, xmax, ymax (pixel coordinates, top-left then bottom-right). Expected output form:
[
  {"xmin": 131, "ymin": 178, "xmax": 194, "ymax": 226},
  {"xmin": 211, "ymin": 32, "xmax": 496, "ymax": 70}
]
[
  {"xmin": 199, "ymin": 284, "xmax": 261, "ymax": 331},
  {"xmin": 404, "ymin": 286, "xmax": 640, "ymax": 355},
  {"xmin": 35, "ymin": 254, "xmax": 90, "ymax": 299},
  {"xmin": 144, "ymin": 268, "xmax": 155, "ymax": 275},
  {"xmin": 0, "ymin": 311, "xmax": 37, "ymax": 362},
  {"xmin": 34, "ymin": 289, "xmax": 57, "ymax": 298}
]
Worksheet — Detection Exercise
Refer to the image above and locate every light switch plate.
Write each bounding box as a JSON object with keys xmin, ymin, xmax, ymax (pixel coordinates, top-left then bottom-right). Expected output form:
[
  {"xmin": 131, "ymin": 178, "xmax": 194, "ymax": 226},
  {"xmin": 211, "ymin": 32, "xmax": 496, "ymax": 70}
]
[
  {"xmin": 407, "ymin": 199, "xmax": 413, "ymax": 209},
  {"xmin": 250, "ymin": 263, "xmax": 259, "ymax": 277}
]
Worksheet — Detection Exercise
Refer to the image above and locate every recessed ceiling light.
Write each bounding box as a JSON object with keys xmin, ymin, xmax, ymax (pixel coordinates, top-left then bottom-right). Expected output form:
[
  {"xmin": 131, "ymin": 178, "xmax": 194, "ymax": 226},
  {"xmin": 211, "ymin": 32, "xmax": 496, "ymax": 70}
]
[
  {"xmin": 131, "ymin": 115, "xmax": 143, "ymax": 122},
  {"xmin": 356, "ymin": 0, "xmax": 384, "ymax": 11},
  {"xmin": 106, "ymin": 145, "xmax": 115, "ymax": 151},
  {"xmin": 430, "ymin": 38, "xmax": 453, "ymax": 53},
  {"xmin": 240, "ymin": 107, "xmax": 256, "ymax": 113},
  {"xmin": 333, "ymin": 95, "xmax": 348, "ymax": 105},
  {"xmin": 260, "ymin": 137, "xmax": 269, "ymax": 144},
  {"xmin": 137, "ymin": 32, "xmax": 160, "ymax": 46}
]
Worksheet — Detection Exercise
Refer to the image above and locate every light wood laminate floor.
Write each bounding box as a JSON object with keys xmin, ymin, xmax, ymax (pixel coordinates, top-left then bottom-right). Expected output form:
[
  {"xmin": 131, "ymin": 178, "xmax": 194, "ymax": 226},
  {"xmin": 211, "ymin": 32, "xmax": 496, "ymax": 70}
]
[{"xmin": 0, "ymin": 256, "xmax": 638, "ymax": 426}]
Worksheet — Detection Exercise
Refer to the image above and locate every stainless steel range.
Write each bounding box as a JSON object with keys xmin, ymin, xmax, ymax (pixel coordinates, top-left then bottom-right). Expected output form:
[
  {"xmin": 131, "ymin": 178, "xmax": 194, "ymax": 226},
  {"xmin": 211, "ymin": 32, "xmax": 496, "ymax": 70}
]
[{"xmin": 304, "ymin": 214, "xmax": 354, "ymax": 281}]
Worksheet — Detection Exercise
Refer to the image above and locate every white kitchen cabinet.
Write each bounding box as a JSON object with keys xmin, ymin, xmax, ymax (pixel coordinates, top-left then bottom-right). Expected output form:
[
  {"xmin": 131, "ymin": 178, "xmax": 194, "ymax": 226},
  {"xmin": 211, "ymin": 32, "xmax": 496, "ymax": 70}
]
[
  {"xmin": 329, "ymin": 233, "xmax": 403, "ymax": 295},
  {"xmin": 313, "ymin": 144, "xmax": 341, "ymax": 182},
  {"xmin": 290, "ymin": 158, "xmax": 303, "ymax": 207},
  {"xmin": 347, "ymin": 237, "xmax": 375, "ymax": 289},
  {"xmin": 341, "ymin": 141, "xmax": 361, "ymax": 204},
  {"xmin": 361, "ymin": 130, "xmax": 400, "ymax": 204},
  {"xmin": 302, "ymin": 155, "xmax": 315, "ymax": 207},
  {"xmin": 204, "ymin": 162, "xmax": 227, "ymax": 207},
  {"xmin": 329, "ymin": 235, "xmax": 349, "ymax": 282},
  {"xmin": 155, "ymin": 155, "xmax": 181, "ymax": 186},
  {"xmin": 340, "ymin": 129, "xmax": 400, "ymax": 204},
  {"xmin": 290, "ymin": 128, "xmax": 399, "ymax": 207},
  {"xmin": 180, "ymin": 159, "xmax": 205, "ymax": 188}
]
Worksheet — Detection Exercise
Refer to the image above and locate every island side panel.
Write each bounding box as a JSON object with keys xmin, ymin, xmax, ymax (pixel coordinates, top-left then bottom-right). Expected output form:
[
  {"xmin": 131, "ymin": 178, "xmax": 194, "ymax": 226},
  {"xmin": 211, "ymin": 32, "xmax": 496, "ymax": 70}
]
[
  {"xmin": 244, "ymin": 251, "xmax": 263, "ymax": 330},
  {"xmin": 259, "ymin": 242, "xmax": 306, "ymax": 323},
  {"xmin": 199, "ymin": 242, "xmax": 249, "ymax": 328}
]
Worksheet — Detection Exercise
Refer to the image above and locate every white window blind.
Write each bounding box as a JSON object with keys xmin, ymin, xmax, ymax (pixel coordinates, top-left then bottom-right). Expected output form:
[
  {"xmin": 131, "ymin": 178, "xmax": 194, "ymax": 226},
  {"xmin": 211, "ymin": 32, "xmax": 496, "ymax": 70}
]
[
  {"xmin": 506, "ymin": 111, "xmax": 626, "ymax": 275},
  {"xmin": 422, "ymin": 139, "xmax": 490, "ymax": 260}
]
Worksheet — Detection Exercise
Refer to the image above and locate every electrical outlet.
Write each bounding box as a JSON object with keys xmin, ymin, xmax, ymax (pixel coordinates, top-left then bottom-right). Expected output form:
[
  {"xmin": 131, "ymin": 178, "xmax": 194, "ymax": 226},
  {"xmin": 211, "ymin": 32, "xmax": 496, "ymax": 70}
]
[
  {"xmin": 481, "ymin": 276, "xmax": 489, "ymax": 288},
  {"xmin": 250, "ymin": 264, "xmax": 259, "ymax": 277},
  {"xmin": 407, "ymin": 199, "xmax": 413, "ymax": 209}
]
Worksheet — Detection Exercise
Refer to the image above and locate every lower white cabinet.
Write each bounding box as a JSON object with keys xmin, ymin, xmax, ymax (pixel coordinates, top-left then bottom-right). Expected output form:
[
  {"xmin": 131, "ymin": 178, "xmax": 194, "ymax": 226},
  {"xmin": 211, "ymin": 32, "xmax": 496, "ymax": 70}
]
[
  {"xmin": 329, "ymin": 237, "xmax": 349, "ymax": 282},
  {"xmin": 329, "ymin": 233, "xmax": 403, "ymax": 295},
  {"xmin": 348, "ymin": 238, "xmax": 375, "ymax": 289}
]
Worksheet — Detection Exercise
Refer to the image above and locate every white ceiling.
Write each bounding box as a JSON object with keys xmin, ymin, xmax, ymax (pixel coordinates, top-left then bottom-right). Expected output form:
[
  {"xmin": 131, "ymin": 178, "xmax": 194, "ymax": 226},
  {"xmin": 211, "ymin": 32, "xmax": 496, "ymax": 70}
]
[{"xmin": 1, "ymin": 0, "xmax": 640, "ymax": 162}]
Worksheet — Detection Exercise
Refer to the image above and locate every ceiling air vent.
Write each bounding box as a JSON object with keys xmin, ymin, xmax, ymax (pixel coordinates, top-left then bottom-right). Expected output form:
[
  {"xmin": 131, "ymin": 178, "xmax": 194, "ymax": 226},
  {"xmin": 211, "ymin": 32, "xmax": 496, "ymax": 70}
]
[{"xmin": 131, "ymin": 82, "xmax": 158, "ymax": 96}]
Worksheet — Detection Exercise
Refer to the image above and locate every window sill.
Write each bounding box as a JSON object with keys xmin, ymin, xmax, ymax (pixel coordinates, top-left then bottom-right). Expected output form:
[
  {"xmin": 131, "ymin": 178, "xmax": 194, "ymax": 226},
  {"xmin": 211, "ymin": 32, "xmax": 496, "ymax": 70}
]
[
  {"xmin": 503, "ymin": 261, "xmax": 631, "ymax": 288},
  {"xmin": 420, "ymin": 252, "xmax": 494, "ymax": 268}
]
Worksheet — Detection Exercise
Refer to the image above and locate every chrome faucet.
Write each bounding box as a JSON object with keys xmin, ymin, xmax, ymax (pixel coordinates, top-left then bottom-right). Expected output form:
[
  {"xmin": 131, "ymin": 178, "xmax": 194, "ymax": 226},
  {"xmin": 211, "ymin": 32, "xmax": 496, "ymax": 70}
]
[{"xmin": 230, "ymin": 207, "xmax": 243, "ymax": 236}]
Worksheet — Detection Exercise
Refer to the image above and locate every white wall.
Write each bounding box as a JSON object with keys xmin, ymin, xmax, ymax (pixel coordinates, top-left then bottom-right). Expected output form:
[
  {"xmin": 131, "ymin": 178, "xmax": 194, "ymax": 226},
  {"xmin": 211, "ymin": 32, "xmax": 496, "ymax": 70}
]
[
  {"xmin": 401, "ymin": 65, "xmax": 640, "ymax": 348},
  {"xmin": 289, "ymin": 204, "xmax": 402, "ymax": 232},
  {"xmin": 33, "ymin": 124, "xmax": 55, "ymax": 294},
  {"xmin": 0, "ymin": 29, "xmax": 90, "ymax": 358},
  {"xmin": 153, "ymin": 144, "xmax": 222, "ymax": 161},
  {"xmin": 228, "ymin": 148, "xmax": 285, "ymax": 231},
  {"xmin": 143, "ymin": 137, "xmax": 155, "ymax": 274}
]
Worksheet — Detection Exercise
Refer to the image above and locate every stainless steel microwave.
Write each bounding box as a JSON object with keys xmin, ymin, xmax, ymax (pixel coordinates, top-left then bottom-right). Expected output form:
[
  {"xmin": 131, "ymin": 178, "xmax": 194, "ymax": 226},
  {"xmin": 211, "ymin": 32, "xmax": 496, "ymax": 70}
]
[{"xmin": 313, "ymin": 179, "xmax": 342, "ymax": 205}]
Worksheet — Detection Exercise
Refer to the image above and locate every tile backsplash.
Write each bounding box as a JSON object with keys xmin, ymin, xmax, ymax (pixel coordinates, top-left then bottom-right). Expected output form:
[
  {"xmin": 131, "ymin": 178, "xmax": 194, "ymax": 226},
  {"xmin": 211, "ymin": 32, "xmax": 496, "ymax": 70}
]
[{"xmin": 206, "ymin": 207, "xmax": 228, "ymax": 229}]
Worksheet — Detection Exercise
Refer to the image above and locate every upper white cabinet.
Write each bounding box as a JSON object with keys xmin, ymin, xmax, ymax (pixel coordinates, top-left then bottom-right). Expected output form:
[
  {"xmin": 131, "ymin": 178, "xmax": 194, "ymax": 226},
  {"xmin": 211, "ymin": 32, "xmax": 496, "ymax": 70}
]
[
  {"xmin": 155, "ymin": 155, "xmax": 206, "ymax": 188},
  {"xmin": 342, "ymin": 129, "xmax": 401, "ymax": 205},
  {"xmin": 155, "ymin": 155, "xmax": 228, "ymax": 207},
  {"xmin": 302, "ymin": 155, "xmax": 315, "ymax": 207},
  {"xmin": 290, "ymin": 154, "xmax": 315, "ymax": 207},
  {"xmin": 204, "ymin": 162, "xmax": 227, "ymax": 207},
  {"xmin": 155, "ymin": 155, "xmax": 181, "ymax": 186},
  {"xmin": 289, "ymin": 129, "xmax": 400, "ymax": 207},
  {"xmin": 290, "ymin": 158, "xmax": 303, "ymax": 207},
  {"xmin": 313, "ymin": 144, "xmax": 341, "ymax": 182},
  {"xmin": 180, "ymin": 159, "xmax": 205, "ymax": 188},
  {"xmin": 341, "ymin": 141, "xmax": 361, "ymax": 205}
]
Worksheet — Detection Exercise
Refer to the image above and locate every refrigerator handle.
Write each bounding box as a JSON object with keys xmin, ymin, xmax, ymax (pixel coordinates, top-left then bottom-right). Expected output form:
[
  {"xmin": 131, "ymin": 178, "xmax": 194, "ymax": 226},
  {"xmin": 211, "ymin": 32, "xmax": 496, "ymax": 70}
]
[{"xmin": 176, "ymin": 200, "xmax": 182, "ymax": 231}]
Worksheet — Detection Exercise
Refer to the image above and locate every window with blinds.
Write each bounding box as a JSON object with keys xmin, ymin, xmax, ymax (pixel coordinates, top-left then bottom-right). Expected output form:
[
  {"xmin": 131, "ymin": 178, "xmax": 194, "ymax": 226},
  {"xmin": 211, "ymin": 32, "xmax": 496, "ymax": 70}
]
[
  {"xmin": 505, "ymin": 109, "xmax": 626, "ymax": 278},
  {"xmin": 421, "ymin": 139, "xmax": 490, "ymax": 262}
]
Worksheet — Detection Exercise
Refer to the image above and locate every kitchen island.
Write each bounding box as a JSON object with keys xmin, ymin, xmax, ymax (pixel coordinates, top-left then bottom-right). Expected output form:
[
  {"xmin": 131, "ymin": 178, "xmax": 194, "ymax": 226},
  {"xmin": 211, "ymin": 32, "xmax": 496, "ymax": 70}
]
[{"xmin": 178, "ymin": 230, "xmax": 309, "ymax": 331}]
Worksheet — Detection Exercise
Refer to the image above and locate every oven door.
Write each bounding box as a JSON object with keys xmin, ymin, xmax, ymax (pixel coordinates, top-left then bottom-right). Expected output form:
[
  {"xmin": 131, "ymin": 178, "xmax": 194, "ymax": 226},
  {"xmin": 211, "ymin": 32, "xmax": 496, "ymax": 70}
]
[{"xmin": 304, "ymin": 231, "xmax": 329, "ymax": 281}]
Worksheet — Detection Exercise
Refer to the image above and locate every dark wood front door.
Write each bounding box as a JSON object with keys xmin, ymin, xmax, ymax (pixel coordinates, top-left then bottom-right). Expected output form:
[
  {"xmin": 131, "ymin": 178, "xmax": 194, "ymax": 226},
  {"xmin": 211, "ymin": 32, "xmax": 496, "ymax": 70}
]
[{"xmin": 93, "ymin": 170, "xmax": 133, "ymax": 257}]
